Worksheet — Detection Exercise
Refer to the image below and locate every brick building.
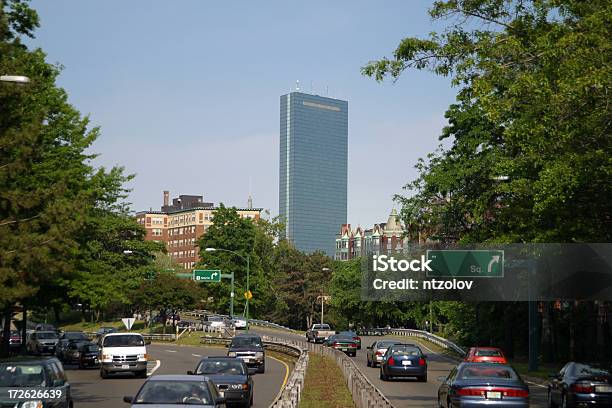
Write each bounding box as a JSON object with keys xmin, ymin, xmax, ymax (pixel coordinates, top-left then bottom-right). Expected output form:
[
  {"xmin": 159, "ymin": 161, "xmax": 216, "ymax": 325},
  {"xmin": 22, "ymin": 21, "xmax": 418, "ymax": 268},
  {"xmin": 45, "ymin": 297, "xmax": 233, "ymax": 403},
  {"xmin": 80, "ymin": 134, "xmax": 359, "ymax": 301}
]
[
  {"xmin": 137, "ymin": 191, "xmax": 261, "ymax": 269},
  {"xmin": 335, "ymin": 209, "xmax": 408, "ymax": 260}
]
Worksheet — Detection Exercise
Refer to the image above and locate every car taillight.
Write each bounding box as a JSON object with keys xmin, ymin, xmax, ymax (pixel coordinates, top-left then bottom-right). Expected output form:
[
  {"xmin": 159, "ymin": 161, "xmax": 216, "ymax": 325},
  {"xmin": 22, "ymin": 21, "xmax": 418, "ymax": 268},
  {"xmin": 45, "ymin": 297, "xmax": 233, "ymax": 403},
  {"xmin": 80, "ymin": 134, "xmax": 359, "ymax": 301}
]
[
  {"xmin": 350, "ymin": 343, "xmax": 357, "ymax": 348},
  {"xmin": 332, "ymin": 342, "xmax": 338, "ymax": 347},
  {"xmin": 457, "ymin": 388, "xmax": 486, "ymax": 397},
  {"xmin": 571, "ymin": 382, "xmax": 594, "ymax": 393},
  {"xmin": 456, "ymin": 387, "xmax": 529, "ymax": 398},
  {"xmin": 388, "ymin": 357, "xmax": 395, "ymax": 365},
  {"xmin": 419, "ymin": 358, "xmax": 426, "ymax": 366},
  {"xmin": 375, "ymin": 351, "xmax": 383, "ymax": 356}
]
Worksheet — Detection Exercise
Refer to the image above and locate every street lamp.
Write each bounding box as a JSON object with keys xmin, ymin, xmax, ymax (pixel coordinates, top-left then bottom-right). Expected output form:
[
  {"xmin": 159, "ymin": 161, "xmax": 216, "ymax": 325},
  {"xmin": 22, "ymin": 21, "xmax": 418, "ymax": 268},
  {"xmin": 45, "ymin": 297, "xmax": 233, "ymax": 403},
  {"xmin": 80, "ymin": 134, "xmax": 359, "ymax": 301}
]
[
  {"xmin": 0, "ymin": 75, "xmax": 30, "ymax": 84},
  {"xmin": 317, "ymin": 268, "xmax": 331, "ymax": 324},
  {"xmin": 205, "ymin": 247, "xmax": 250, "ymax": 330}
]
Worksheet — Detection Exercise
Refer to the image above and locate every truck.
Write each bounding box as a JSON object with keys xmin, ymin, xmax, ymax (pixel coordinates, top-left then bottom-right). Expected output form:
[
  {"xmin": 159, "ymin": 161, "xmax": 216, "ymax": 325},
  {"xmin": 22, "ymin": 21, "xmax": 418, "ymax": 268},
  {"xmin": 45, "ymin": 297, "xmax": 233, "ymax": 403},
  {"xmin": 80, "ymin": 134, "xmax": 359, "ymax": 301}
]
[{"xmin": 306, "ymin": 323, "xmax": 335, "ymax": 343}]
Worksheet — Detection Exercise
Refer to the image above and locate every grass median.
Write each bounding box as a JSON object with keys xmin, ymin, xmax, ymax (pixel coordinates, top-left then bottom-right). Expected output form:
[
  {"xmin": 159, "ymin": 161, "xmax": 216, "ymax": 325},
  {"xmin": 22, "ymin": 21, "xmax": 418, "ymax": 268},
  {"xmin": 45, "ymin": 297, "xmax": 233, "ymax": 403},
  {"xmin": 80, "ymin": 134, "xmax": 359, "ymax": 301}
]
[{"xmin": 299, "ymin": 354, "xmax": 355, "ymax": 408}]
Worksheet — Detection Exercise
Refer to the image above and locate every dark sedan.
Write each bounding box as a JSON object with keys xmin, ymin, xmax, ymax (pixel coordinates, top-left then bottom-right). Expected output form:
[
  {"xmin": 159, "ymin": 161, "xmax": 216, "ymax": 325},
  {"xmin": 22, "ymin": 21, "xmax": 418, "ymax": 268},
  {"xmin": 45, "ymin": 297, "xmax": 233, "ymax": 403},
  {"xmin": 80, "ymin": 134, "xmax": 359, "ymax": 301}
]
[
  {"xmin": 78, "ymin": 343, "xmax": 100, "ymax": 369},
  {"xmin": 189, "ymin": 357, "xmax": 253, "ymax": 407},
  {"xmin": 548, "ymin": 362, "xmax": 612, "ymax": 407},
  {"xmin": 324, "ymin": 334, "xmax": 358, "ymax": 357},
  {"xmin": 438, "ymin": 362, "xmax": 529, "ymax": 407},
  {"xmin": 124, "ymin": 374, "xmax": 224, "ymax": 407},
  {"xmin": 337, "ymin": 331, "xmax": 362, "ymax": 350},
  {"xmin": 380, "ymin": 343, "xmax": 427, "ymax": 382}
]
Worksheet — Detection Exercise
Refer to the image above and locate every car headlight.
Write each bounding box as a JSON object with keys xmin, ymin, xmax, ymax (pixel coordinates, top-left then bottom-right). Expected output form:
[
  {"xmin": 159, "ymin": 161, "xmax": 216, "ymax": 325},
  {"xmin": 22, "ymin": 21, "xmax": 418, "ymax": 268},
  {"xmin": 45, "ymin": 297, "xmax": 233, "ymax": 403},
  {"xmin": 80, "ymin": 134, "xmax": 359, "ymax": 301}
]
[
  {"xmin": 137, "ymin": 354, "xmax": 147, "ymax": 361},
  {"xmin": 21, "ymin": 401, "xmax": 43, "ymax": 408},
  {"xmin": 255, "ymin": 352, "xmax": 263, "ymax": 358},
  {"xmin": 101, "ymin": 354, "xmax": 112, "ymax": 361},
  {"xmin": 228, "ymin": 352, "xmax": 236, "ymax": 357}
]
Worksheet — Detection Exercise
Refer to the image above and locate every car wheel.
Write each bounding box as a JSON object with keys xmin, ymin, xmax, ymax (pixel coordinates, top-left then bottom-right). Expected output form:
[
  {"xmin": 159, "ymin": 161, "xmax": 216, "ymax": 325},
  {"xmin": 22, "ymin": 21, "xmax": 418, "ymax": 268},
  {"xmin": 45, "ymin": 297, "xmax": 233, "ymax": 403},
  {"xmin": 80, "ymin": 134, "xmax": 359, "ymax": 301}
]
[
  {"xmin": 367, "ymin": 358, "xmax": 371, "ymax": 367},
  {"xmin": 250, "ymin": 393, "xmax": 253, "ymax": 406},
  {"xmin": 380, "ymin": 369, "xmax": 388, "ymax": 381},
  {"xmin": 138, "ymin": 369, "xmax": 148, "ymax": 378},
  {"xmin": 419, "ymin": 375, "xmax": 428, "ymax": 382},
  {"xmin": 257, "ymin": 364, "xmax": 265, "ymax": 374},
  {"xmin": 548, "ymin": 389, "xmax": 556, "ymax": 408},
  {"xmin": 100, "ymin": 368, "xmax": 108, "ymax": 379},
  {"xmin": 561, "ymin": 394, "xmax": 568, "ymax": 408}
]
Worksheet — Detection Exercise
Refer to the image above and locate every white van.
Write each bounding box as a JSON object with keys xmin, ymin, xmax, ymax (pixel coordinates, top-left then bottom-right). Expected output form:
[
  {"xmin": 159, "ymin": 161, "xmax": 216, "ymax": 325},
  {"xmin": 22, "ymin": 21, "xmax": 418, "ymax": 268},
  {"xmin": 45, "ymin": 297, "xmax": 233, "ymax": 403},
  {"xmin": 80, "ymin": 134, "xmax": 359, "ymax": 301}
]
[{"xmin": 99, "ymin": 332, "xmax": 148, "ymax": 379}]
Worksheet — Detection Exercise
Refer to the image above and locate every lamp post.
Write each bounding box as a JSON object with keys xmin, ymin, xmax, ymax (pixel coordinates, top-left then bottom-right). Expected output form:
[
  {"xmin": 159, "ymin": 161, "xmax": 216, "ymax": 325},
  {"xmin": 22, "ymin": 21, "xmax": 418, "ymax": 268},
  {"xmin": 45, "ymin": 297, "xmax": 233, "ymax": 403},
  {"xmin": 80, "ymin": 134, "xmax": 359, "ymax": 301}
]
[
  {"xmin": 205, "ymin": 248, "xmax": 250, "ymax": 330},
  {"xmin": 317, "ymin": 268, "xmax": 331, "ymax": 324}
]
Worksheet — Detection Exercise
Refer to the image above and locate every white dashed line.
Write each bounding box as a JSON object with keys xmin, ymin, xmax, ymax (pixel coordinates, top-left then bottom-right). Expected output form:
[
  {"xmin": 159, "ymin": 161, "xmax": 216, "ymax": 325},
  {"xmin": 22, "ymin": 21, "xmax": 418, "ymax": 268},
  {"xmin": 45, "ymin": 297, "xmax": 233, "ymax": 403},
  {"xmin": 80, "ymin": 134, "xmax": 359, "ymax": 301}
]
[
  {"xmin": 526, "ymin": 381, "xmax": 547, "ymax": 389},
  {"xmin": 165, "ymin": 349, "xmax": 177, "ymax": 353},
  {"xmin": 148, "ymin": 360, "xmax": 161, "ymax": 376},
  {"xmin": 192, "ymin": 354, "xmax": 202, "ymax": 357}
]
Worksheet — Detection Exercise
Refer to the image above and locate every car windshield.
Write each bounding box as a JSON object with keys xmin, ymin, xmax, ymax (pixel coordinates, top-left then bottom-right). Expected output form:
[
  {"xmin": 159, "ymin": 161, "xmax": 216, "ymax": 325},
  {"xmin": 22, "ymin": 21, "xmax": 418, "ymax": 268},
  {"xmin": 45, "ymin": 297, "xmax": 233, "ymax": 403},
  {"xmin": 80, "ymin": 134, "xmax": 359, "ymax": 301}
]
[
  {"xmin": 135, "ymin": 380, "xmax": 212, "ymax": 405},
  {"xmin": 475, "ymin": 349, "xmax": 503, "ymax": 357},
  {"xmin": 231, "ymin": 337, "xmax": 262, "ymax": 348},
  {"xmin": 334, "ymin": 336, "xmax": 354, "ymax": 342},
  {"xmin": 0, "ymin": 364, "xmax": 45, "ymax": 387},
  {"xmin": 103, "ymin": 335, "xmax": 144, "ymax": 347},
  {"xmin": 209, "ymin": 317, "xmax": 223, "ymax": 322},
  {"xmin": 65, "ymin": 332, "xmax": 88, "ymax": 340},
  {"xmin": 459, "ymin": 365, "xmax": 519, "ymax": 380},
  {"xmin": 37, "ymin": 332, "xmax": 57, "ymax": 339},
  {"xmin": 390, "ymin": 346, "xmax": 422, "ymax": 356},
  {"xmin": 83, "ymin": 344, "xmax": 99, "ymax": 352},
  {"xmin": 339, "ymin": 331, "xmax": 356, "ymax": 336},
  {"xmin": 313, "ymin": 324, "xmax": 330, "ymax": 330},
  {"xmin": 197, "ymin": 360, "xmax": 246, "ymax": 375}
]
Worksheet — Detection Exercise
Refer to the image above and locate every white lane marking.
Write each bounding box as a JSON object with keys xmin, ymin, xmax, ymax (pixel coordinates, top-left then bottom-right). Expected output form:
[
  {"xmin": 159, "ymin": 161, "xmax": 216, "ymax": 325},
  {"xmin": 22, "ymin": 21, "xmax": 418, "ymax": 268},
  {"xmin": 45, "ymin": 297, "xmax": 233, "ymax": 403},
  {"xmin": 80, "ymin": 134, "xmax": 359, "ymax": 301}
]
[
  {"xmin": 148, "ymin": 360, "xmax": 161, "ymax": 376},
  {"xmin": 165, "ymin": 349, "xmax": 177, "ymax": 353},
  {"xmin": 192, "ymin": 353, "xmax": 201, "ymax": 357},
  {"xmin": 526, "ymin": 381, "xmax": 547, "ymax": 389}
]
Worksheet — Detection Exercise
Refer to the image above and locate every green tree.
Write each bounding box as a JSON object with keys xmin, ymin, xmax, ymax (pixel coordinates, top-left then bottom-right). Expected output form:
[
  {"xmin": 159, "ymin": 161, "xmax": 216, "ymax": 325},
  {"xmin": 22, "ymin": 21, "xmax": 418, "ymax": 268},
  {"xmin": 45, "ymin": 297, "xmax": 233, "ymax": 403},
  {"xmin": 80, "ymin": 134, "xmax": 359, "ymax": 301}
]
[
  {"xmin": 363, "ymin": 0, "xmax": 612, "ymax": 361},
  {"xmin": 363, "ymin": 0, "xmax": 611, "ymax": 243}
]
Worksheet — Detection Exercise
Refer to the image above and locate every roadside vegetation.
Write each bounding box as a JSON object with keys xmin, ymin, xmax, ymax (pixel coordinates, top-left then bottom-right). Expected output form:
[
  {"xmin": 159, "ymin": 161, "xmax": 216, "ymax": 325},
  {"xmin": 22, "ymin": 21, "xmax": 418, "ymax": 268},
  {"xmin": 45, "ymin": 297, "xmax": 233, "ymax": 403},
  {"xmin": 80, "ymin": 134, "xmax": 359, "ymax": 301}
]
[{"xmin": 300, "ymin": 354, "xmax": 354, "ymax": 408}]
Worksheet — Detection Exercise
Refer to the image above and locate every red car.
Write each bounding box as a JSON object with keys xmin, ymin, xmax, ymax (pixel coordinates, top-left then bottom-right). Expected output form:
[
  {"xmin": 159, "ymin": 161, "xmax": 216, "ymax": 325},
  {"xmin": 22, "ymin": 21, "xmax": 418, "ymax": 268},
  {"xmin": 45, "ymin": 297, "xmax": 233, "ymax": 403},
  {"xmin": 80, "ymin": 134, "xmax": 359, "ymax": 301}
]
[{"xmin": 464, "ymin": 347, "xmax": 507, "ymax": 364}]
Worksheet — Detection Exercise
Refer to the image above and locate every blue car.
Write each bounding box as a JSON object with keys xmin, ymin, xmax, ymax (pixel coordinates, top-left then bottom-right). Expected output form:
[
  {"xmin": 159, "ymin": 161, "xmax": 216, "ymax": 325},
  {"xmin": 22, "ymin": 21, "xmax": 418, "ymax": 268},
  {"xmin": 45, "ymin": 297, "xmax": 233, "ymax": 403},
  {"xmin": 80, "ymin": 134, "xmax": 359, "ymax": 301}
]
[
  {"xmin": 437, "ymin": 362, "xmax": 529, "ymax": 407},
  {"xmin": 379, "ymin": 343, "xmax": 428, "ymax": 382}
]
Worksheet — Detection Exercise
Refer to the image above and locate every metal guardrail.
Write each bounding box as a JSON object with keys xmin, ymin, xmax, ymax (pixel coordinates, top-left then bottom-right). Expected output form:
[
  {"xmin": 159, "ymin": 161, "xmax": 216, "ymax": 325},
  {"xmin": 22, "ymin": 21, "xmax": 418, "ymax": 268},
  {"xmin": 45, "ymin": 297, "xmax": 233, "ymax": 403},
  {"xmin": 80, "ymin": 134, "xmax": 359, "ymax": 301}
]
[{"xmin": 357, "ymin": 327, "xmax": 465, "ymax": 356}]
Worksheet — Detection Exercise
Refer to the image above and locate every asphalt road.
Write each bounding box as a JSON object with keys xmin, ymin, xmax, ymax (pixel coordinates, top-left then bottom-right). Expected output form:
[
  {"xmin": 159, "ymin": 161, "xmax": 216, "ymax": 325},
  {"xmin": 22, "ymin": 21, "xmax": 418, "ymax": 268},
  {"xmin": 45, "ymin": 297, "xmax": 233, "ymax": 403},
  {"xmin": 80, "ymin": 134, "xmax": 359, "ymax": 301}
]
[
  {"xmin": 64, "ymin": 343, "xmax": 288, "ymax": 408},
  {"xmin": 253, "ymin": 328, "xmax": 549, "ymax": 408}
]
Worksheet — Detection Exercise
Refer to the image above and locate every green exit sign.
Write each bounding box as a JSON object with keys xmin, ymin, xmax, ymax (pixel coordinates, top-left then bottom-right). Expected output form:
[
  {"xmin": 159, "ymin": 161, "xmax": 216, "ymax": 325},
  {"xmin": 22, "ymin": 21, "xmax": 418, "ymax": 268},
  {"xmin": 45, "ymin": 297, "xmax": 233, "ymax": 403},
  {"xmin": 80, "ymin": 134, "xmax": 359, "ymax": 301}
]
[
  {"xmin": 193, "ymin": 269, "xmax": 221, "ymax": 282},
  {"xmin": 426, "ymin": 250, "xmax": 504, "ymax": 278}
]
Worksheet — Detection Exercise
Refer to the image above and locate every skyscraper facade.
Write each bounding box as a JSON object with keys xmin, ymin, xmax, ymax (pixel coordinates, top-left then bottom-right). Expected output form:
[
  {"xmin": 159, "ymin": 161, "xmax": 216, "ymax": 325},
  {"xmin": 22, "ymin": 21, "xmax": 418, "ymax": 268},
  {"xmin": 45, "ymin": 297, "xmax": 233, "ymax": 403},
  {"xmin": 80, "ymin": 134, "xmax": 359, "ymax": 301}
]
[{"xmin": 279, "ymin": 91, "xmax": 348, "ymax": 256}]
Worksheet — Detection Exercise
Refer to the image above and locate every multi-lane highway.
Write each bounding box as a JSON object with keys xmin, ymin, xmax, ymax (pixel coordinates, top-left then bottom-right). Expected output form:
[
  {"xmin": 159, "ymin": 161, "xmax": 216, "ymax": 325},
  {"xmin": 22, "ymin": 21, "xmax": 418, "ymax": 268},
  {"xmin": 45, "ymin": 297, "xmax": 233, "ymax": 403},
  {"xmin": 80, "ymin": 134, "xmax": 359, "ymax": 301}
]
[
  {"xmin": 64, "ymin": 342, "xmax": 289, "ymax": 408},
  {"xmin": 253, "ymin": 328, "xmax": 549, "ymax": 408}
]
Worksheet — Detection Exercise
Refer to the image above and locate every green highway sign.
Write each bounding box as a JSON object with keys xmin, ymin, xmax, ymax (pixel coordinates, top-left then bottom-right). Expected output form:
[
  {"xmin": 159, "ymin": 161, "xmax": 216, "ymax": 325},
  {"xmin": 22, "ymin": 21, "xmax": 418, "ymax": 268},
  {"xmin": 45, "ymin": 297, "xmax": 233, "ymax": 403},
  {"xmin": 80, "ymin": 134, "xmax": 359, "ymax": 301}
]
[
  {"xmin": 426, "ymin": 250, "xmax": 504, "ymax": 278},
  {"xmin": 193, "ymin": 269, "xmax": 221, "ymax": 282}
]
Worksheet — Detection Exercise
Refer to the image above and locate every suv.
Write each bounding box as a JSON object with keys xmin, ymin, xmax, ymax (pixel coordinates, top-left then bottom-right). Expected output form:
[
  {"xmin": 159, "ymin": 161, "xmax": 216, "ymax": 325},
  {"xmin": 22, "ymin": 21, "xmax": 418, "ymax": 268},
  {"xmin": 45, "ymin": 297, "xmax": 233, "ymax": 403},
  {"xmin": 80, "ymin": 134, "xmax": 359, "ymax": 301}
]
[
  {"xmin": 27, "ymin": 330, "xmax": 59, "ymax": 355},
  {"xmin": 227, "ymin": 333, "xmax": 265, "ymax": 373},
  {"xmin": 0, "ymin": 357, "xmax": 73, "ymax": 407},
  {"xmin": 99, "ymin": 332, "xmax": 148, "ymax": 379}
]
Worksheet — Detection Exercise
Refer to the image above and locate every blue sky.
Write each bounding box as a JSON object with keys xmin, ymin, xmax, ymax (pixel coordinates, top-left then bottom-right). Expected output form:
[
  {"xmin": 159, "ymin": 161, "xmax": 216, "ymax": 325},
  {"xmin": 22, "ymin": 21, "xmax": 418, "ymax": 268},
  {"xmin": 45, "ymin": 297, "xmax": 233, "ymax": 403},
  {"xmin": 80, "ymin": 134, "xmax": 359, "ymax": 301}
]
[{"xmin": 28, "ymin": 0, "xmax": 456, "ymax": 228}]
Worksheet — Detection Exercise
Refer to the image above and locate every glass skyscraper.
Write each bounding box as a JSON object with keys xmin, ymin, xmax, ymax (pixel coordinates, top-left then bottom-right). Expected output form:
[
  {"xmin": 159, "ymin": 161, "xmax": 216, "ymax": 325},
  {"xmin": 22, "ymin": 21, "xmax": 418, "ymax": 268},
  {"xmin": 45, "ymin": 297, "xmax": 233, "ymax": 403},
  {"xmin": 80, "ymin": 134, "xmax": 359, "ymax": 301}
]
[{"xmin": 279, "ymin": 91, "xmax": 348, "ymax": 256}]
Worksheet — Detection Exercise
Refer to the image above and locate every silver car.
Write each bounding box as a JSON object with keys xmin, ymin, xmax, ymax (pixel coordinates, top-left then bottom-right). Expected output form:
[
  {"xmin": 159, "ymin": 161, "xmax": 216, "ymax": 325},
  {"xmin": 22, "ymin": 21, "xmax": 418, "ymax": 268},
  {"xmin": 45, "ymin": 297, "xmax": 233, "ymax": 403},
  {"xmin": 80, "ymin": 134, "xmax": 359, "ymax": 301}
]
[
  {"xmin": 27, "ymin": 330, "xmax": 59, "ymax": 355},
  {"xmin": 366, "ymin": 340, "xmax": 401, "ymax": 368},
  {"xmin": 123, "ymin": 374, "xmax": 225, "ymax": 407}
]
